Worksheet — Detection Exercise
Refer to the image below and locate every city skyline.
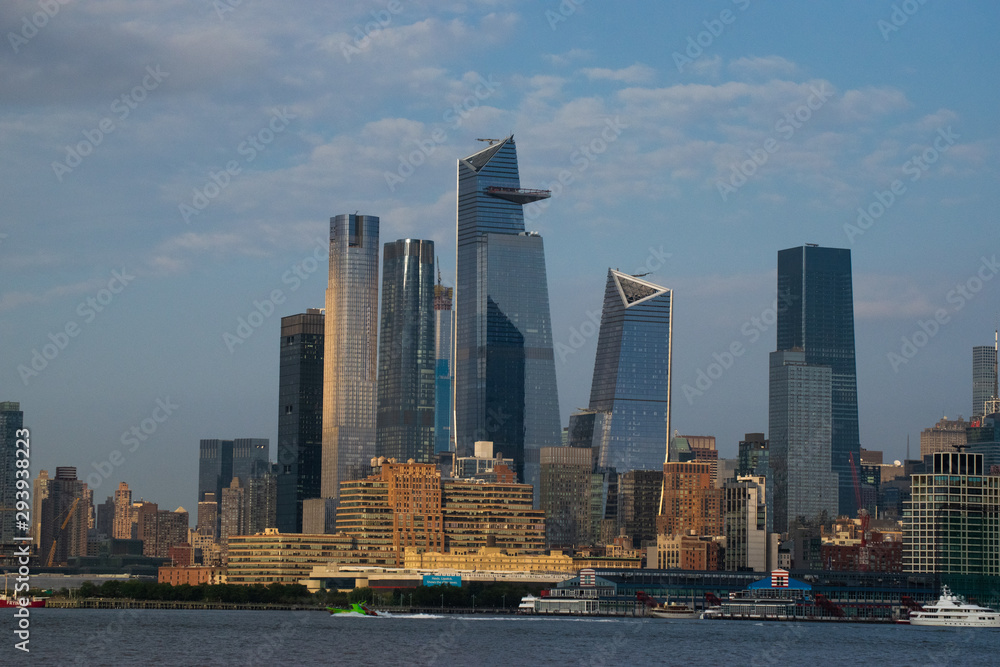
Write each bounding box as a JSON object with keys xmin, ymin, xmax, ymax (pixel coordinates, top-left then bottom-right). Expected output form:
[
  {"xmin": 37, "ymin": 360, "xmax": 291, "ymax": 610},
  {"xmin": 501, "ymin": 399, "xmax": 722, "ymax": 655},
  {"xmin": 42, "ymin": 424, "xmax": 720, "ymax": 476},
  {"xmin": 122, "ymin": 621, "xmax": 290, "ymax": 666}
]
[{"xmin": 4, "ymin": 3, "xmax": 999, "ymax": 514}]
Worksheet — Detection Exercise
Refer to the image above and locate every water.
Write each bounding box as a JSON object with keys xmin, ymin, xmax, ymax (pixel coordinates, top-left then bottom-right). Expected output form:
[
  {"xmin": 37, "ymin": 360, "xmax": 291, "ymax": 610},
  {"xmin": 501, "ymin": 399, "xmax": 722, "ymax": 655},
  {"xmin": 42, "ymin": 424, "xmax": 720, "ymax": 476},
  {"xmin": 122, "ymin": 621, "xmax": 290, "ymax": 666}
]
[{"xmin": 4, "ymin": 609, "xmax": 996, "ymax": 666}]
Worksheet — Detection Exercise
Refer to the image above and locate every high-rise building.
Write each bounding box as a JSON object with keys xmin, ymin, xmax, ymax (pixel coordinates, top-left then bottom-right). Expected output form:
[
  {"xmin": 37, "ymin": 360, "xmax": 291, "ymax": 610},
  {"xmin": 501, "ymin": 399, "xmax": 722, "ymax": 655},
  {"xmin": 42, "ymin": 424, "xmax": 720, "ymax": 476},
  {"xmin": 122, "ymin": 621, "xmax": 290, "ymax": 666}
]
[
  {"xmin": 737, "ymin": 433, "xmax": 769, "ymax": 476},
  {"xmin": 539, "ymin": 446, "xmax": 593, "ymax": 548},
  {"xmin": 113, "ymin": 482, "xmax": 133, "ymax": 539},
  {"xmin": 920, "ymin": 416, "xmax": 968, "ymax": 459},
  {"xmin": 220, "ymin": 478, "xmax": 245, "ymax": 560},
  {"xmin": 617, "ymin": 469, "xmax": 663, "ymax": 549},
  {"xmin": 376, "ymin": 239, "xmax": 436, "ymax": 464},
  {"xmin": 588, "ymin": 270, "xmax": 672, "ymax": 473},
  {"xmin": 904, "ymin": 452, "xmax": 999, "ymax": 575},
  {"xmin": 769, "ymin": 350, "xmax": 839, "ymax": 532},
  {"xmin": 323, "ymin": 213, "xmax": 380, "ymax": 506},
  {"xmin": 246, "ymin": 468, "xmax": 277, "ymax": 535},
  {"xmin": 233, "ymin": 438, "xmax": 269, "ymax": 480},
  {"xmin": 454, "ymin": 136, "xmax": 561, "ymax": 495},
  {"xmin": 133, "ymin": 500, "xmax": 158, "ymax": 557},
  {"xmin": 276, "ymin": 309, "xmax": 324, "ymax": 533},
  {"xmin": 776, "ymin": 245, "xmax": 861, "ymax": 516},
  {"xmin": 196, "ymin": 494, "xmax": 218, "ymax": 540},
  {"xmin": 153, "ymin": 507, "xmax": 189, "ymax": 559},
  {"xmin": 723, "ymin": 475, "xmax": 772, "ymax": 572},
  {"xmin": 39, "ymin": 467, "xmax": 90, "ymax": 565},
  {"xmin": 198, "ymin": 439, "xmax": 234, "ymax": 503},
  {"xmin": 967, "ymin": 415, "xmax": 1000, "ymax": 471},
  {"xmin": 0, "ymin": 401, "xmax": 24, "ymax": 547},
  {"xmin": 656, "ymin": 461, "xmax": 722, "ymax": 538},
  {"xmin": 434, "ymin": 281, "xmax": 454, "ymax": 454},
  {"xmin": 32, "ymin": 470, "xmax": 49, "ymax": 544},
  {"xmin": 973, "ymin": 341, "xmax": 998, "ymax": 418}
]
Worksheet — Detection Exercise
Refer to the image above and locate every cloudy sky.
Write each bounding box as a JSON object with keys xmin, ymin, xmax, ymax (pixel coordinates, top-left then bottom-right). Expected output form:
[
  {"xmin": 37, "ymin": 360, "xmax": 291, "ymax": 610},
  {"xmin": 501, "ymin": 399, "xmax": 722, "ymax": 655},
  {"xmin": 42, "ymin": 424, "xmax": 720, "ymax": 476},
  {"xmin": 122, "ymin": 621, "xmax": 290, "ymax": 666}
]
[{"xmin": 3, "ymin": 0, "xmax": 998, "ymax": 513}]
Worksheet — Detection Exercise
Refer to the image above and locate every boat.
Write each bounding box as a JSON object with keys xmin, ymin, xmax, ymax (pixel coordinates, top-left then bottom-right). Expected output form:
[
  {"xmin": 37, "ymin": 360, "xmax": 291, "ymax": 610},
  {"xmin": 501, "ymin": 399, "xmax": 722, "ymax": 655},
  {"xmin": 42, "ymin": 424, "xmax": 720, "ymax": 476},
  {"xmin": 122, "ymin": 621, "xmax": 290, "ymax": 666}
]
[
  {"xmin": 326, "ymin": 602, "xmax": 377, "ymax": 616},
  {"xmin": 517, "ymin": 595, "xmax": 538, "ymax": 614},
  {"xmin": 0, "ymin": 595, "xmax": 46, "ymax": 609},
  {"xmin": 648, "ymin": 602, "xmax": 700, "ymax": 620},
  {"xmin": 908, "ymin": 586, "xmax": 1000, "ymax": 627}
]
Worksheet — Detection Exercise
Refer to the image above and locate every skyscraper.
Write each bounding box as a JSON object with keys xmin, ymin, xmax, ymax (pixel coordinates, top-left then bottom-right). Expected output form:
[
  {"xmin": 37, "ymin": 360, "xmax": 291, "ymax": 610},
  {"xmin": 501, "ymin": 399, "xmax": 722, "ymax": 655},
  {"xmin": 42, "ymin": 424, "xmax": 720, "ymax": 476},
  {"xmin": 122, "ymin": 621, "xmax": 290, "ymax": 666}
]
[
  {"xmin": 113, "ymin": 481, "xmax": 133, "ymax": 539},
  {"xmin": 39, "ymin": 467, "xmax": 90, "ymax": 566},
  {"xmin": 776, "ymin": 245, "xmax": 860, "ymax": 516},
  {"xmin": 454, "ymin": 136, "xmax": 562, "ymax": 494},
  {"xmin": 587, "ymin": 269, "xmax": 672, "ymax": 473},
  {"xmin": 323, "ymin": 213, "xmax": 379, "ymax": 506},
  {"xmin": 0, "ymin": 401, "xmax": 24, "ymax": 547},
  {"xmin": 768, "ymin": 350, "xmax": 838, "ymax": 532},
  {"xmin": 276, "ymin": 309, "xmax": 325, "ymax": 533},
  {"xmin": 376, "ymin": 238, "xmax": 436, "ymax": 463},
  {"xmin": 232, "ymin": 438, "xmax": 269, "ymax": 481},
  {"xmin": 434, "ymin": 280, "xmax": 454, "ymax": 454},
  {"xmin": 198, "ymin": 439, "xmax": 234, "ymax": 503},
  {"xmin": 973, "ymin": 340, "xmax": 998, "ymax": 418}
]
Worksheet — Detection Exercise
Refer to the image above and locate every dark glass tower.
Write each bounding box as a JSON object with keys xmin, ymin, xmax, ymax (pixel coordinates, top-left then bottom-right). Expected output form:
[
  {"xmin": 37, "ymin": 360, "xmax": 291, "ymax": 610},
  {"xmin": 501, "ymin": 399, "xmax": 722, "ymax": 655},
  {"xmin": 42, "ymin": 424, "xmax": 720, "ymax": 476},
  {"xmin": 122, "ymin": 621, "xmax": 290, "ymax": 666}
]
[
  {"xmin": 434, "ymin": 282, "xmax": 454, "ymax": 453},
  {"xmin": 198, "ymin": 439, "xmax": 234, "ymax": 503},
  {"xmin": 776, "ymin": 245, "xmax": 860, "ymax": 517},
  {"xmin": 322, "ymin": 213, "xmax": 379, "ymax": 506},
  {"xmin": 0, "ymin": 401, "xmax": 24, "ymax": 546},
  {"xmin": 376, "ymin": 239, "xmax": 436, "ymax": 463},
  {"xmin": 454, "ymin": 137, "xmax": 561, "ymax": 495},
  {"xmin": 276, "ymin": 309, "xmax": 324, "ymax": 533},
  {"xmin": 587, "ymin": 269, "xmax": 672, "ymax": 473}
]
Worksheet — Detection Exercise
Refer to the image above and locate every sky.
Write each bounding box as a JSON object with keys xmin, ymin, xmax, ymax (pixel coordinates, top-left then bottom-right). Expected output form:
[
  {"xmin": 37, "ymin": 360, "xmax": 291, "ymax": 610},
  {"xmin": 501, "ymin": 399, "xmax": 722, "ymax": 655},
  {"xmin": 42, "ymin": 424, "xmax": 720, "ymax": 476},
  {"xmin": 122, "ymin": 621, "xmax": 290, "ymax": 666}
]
[{"xmin": 2, "ymin": 0, "xmax": 999, "ymax": 515}]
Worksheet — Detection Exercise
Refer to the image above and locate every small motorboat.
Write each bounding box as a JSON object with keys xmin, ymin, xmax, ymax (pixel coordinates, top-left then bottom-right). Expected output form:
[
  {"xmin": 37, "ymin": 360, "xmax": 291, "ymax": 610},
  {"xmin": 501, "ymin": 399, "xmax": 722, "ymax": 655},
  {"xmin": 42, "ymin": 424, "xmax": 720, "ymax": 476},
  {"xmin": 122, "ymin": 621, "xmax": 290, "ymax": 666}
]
[{"xmin": 327, "ymin": 602, "xmax": 377, "ymax": 616}]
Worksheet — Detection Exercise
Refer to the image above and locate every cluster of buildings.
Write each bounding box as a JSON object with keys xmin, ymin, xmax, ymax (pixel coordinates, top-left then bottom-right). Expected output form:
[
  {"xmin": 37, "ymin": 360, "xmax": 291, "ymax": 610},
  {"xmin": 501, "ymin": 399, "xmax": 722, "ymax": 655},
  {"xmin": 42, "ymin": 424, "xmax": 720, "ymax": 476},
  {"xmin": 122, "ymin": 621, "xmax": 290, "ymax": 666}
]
[{"xmin": 2, "ymin": 137, "xmax": 1000, "ymax": 593}]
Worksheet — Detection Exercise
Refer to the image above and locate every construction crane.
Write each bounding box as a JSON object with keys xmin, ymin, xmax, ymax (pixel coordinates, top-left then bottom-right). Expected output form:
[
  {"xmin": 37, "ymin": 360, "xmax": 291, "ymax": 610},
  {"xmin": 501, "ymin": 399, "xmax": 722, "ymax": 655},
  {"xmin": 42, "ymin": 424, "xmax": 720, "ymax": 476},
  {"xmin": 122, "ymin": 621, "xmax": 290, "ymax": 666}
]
[
  {"xmin": 45, "ymin": 497, "xmax": 80, "ymax": 567},
  {"xmin": 849, "ymin": 453, "xmax": 870, "ymax": 572}
]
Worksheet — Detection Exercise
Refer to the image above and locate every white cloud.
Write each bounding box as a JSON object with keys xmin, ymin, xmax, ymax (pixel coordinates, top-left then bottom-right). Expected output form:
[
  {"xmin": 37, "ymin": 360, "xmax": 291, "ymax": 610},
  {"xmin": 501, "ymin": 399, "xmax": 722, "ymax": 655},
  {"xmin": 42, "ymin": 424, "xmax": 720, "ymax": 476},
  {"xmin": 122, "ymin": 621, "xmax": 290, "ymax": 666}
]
[{"xmin": 580, "ymin": 64, "xmax": 656, "ymax": 84}]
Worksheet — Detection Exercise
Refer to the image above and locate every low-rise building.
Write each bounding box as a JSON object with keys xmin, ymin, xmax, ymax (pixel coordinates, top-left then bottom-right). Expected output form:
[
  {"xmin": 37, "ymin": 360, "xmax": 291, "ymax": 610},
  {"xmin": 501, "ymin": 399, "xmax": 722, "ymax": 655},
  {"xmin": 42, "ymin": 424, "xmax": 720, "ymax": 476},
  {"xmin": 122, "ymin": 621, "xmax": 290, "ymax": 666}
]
[
  {"xmin": 403, "ymin": 546, "xmax": 576, "ymax": 573},
  {"xmin": 158, "ymin": 566, "xmax": 227, "ymax": 586}
]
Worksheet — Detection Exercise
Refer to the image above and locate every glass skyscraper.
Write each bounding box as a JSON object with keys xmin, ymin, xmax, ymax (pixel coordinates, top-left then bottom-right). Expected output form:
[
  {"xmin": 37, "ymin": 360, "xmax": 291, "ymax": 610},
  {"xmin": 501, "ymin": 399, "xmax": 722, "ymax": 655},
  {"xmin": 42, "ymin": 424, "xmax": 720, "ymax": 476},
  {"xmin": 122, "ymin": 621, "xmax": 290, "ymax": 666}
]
[
  {"xmin": 276, "ymin": 309, "xmax": 324, "ymax": 533},
  {"xmin": 972, "ymin": 343, "xmax": 998, "ymax": 418},
  {"xmin": 0, "ymin": 401, "xmax": 24, "ymax": 546},
  {"xmin": 768, "ymin": 350, "xmax": 838, "ymax": 532},
  {"xmin": 323, "ymin": 213, "xmax": 379, "ymax": 506},
  {"xmin": 585, "ymin": 269, "xmax": 672, "ymax": 473},
  {"xmin": 454, "ymin": 137, "xmax": 562, "ymax": 494},
  {"xmin": 434, "ymin": 282, "xmax": 454, "ymax": 454},
  {"xmin": 376, "ymin": 238, "xmax": 436, "ymax": 463},
  {"xmin": 776, "ymin": 245, "xmax": 860, "ymax": 517}
]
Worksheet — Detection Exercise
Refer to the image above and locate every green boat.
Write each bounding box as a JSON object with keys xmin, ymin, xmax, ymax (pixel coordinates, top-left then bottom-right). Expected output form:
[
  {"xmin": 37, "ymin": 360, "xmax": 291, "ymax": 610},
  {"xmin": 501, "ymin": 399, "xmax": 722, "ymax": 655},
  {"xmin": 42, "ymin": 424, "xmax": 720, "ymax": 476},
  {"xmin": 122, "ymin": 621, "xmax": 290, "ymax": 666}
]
[{"xmin": 326, "ymin": 602, "xmax": 377, "ymax": 616}]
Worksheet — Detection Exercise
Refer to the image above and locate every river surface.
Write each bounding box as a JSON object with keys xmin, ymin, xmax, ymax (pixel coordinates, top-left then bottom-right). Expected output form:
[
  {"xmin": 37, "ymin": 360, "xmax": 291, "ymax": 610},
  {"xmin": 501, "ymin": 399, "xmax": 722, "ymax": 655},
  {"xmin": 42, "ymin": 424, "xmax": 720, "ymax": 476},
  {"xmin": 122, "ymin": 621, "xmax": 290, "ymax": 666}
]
[{"xmin": 4, "ymin": 608, "xmax": 995, "ymax": 665}]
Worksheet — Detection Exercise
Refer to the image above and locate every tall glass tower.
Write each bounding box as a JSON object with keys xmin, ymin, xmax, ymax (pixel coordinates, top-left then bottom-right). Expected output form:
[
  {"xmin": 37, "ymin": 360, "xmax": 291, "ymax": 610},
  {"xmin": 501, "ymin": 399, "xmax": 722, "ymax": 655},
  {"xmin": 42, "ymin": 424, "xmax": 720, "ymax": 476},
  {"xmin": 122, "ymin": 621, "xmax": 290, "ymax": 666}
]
[
  {"xmin": 376, "ymin": 238, "xmax": 436, "ymax": 463},
  {"xmin": 434, "ymin": 281, "xmax": 454, "ymax": 453},
  {"xmin": 322, "ymin": 213, "xmax": 379, "ymax": 506},
  {"xmin": 586, "ymin": 269, "xmax": 672, "ymax": 472},
  {"xmin": 776, "ymin": 245, "xmax": 860, "ymax": 517},
  {"xmin": 454, "ymin": 137, "xmax": 562, "ymax": 494},
  {"xmin": 276, "ymin": 309, "xmax": 324, "ymax": 533},
  {"xmin": 0, "ymin": 401, "xmax": 24, "ymax": 546},
  {"xmin": 973, "ymin": 341, "xmax": 998, "ymax": 418}
]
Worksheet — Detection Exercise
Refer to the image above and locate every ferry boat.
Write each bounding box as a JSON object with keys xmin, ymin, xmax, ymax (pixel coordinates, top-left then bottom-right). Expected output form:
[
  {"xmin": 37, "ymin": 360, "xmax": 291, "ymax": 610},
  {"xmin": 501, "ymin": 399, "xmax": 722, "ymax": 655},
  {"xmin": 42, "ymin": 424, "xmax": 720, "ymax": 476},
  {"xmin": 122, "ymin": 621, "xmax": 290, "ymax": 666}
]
[
  {"xmin": 648, "ymin": 602, "xmax": 700, "ymax": 620},
  {"xmin": 908, "ymin": 586, "xmax": 1000, "ymax": 627},
  {"xmin": 0, "ymin": 595, "xmax": 46, "ymax": 609}
]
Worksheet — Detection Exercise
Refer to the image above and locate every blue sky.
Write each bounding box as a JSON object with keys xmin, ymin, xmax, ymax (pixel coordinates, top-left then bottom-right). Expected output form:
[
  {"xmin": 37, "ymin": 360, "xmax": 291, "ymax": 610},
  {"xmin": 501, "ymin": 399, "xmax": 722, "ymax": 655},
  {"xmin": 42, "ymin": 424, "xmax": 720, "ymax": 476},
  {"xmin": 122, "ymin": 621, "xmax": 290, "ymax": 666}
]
[{"xmin": 2, "ymin": 0, "xmax": 998, "ymax": 513}]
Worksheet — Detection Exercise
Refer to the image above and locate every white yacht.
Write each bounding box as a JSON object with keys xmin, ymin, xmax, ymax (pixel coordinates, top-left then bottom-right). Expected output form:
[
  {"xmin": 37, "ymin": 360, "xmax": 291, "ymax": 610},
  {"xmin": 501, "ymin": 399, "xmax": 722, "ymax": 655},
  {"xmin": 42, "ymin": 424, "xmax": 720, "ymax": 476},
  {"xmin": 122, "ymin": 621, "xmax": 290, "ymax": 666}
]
[{"xmin": 909, "ymin": 586, "xmax": 1000, "ymax": 627}]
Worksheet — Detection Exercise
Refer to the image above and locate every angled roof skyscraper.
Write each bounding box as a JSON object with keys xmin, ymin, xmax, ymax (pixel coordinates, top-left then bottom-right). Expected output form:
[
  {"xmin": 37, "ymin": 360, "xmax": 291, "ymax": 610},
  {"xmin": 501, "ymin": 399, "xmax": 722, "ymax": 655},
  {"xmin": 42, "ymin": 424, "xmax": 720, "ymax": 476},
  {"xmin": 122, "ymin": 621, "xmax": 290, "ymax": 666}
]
[
  {"xmin": 577, "ymin": 269, "xmax": 672, "ymax": 473},
  {"xmin": 454, "ymin": 137, "xmax": 561, "ymax": 500}
]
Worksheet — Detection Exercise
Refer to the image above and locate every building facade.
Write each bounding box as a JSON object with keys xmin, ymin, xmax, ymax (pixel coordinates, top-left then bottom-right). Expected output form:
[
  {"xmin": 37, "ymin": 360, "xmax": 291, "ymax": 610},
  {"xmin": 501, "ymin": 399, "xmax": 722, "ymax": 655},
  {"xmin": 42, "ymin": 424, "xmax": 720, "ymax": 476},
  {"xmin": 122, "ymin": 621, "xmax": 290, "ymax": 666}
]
[
  {"xmin": 776, "ymin": 245, "xmax": 861, "ymax": 517},
  {"xmin": 723, "ymin": 475, "xmax": 771, "ymax": 572},
  {"xmin": 656, "ymin": 461, "xmax": 722, "ymax": 538},
  {"xmin": 920, "ymin": 416, "xmax": 969, "ymax": 459},
  {"xmin": 434, "ymin": 282, "xmax": 454, "ymax": 454},
  {"xmin": 587, "ymin": 270, "xmax": 672, "ymax": 473},
  {"xmin": 113, "ymin": 482, "xmax": 133, "ymax": 540},
  {"xmin": 276, "ymin": 309, "xmax": 325, "ymax": 533},
  {"xmin": 768, "ymin": 349, "xmax": 839, "ymax": 533},
  {"xmin": 904, "ymin": 452, "xmax": 1000, "ymax": 575},
  {"xmin": 376, "ymin": 239, "xmax": 436, "ymax": 464},
  {"xmin": 323, "ymin": 213, "xmax": 380, "ymax": 506},
  {"xmin": 454, "ymin": 136, "xmax": 561, "ymax": 495},
  {"xmin": 539, "ymin": 446, "xmax": 594, "ymax": 548}
]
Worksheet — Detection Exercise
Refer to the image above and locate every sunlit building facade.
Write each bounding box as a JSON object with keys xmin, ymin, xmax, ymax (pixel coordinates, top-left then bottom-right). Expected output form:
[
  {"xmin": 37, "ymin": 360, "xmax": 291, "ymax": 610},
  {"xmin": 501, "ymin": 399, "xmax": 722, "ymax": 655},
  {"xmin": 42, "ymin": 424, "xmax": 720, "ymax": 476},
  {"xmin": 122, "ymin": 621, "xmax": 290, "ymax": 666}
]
[
  {"xmin": 323, "ymin": 213, "xmax": 380, "ymax": 505},
  {"xmin": 434, "ymin": 283, "xmax": 454, "ymax": 454}
]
